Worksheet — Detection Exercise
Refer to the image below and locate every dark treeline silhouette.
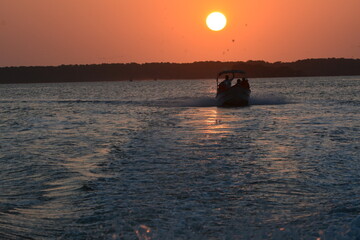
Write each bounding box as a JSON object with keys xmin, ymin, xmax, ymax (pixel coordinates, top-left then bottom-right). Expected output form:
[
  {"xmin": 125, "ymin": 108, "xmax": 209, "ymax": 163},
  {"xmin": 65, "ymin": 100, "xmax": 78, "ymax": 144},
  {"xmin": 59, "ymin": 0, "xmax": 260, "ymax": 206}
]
[{"xmin": 1, "ymin": 58, "xmax": 359, "ymax": 84}]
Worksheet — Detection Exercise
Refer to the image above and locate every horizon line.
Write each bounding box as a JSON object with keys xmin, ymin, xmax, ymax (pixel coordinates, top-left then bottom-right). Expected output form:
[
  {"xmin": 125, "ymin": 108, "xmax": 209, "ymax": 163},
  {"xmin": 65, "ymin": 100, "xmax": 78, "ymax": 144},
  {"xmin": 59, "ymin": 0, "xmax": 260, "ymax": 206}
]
[{"xmin": 1, "ymin": 57, "xmax": 360, "ymax": 68}]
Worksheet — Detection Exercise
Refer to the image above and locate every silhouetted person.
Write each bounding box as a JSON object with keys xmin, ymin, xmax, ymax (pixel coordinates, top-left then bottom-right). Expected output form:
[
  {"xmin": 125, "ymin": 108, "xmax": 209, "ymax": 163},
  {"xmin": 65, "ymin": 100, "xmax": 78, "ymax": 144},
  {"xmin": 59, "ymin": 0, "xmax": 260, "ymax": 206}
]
[
  {"xmin": 218, "ymin": 75, "xmax": 232, "ymax": 92},
  {"xmin": 224, "ymin": 75, "xmax": 232, "ymax": 88},
  {"xmin": 240, "ymin": 77, "xmax": 250, "ymax": 90}
]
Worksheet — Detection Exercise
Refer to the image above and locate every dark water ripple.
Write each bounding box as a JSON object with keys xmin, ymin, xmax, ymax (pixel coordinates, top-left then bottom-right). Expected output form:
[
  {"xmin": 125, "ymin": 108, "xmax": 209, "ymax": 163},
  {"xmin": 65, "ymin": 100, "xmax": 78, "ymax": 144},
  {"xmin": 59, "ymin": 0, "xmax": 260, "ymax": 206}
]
[{"xmin": 0, "ymin": 77, "xmax": 360, "ymax": 239}]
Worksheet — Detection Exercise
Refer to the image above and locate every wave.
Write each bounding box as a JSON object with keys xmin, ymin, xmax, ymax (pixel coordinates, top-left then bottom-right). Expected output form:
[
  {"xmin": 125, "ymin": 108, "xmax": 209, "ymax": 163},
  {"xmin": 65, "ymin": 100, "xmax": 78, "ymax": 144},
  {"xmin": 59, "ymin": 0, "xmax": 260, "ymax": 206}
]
[
  {"xmin": 250, "ymin": 93, "xmax": 290, "ymax": 105},
  {"xmin": 0, "ymin": 94, "xmax": 291, "ymax": 108},
  {"xmin": 152, "ymin": 97, "xmax": 217, "ymax": 108},
  {"xmin": 154, "ymin": 94, "xmax": 290, "ymax": 108}
]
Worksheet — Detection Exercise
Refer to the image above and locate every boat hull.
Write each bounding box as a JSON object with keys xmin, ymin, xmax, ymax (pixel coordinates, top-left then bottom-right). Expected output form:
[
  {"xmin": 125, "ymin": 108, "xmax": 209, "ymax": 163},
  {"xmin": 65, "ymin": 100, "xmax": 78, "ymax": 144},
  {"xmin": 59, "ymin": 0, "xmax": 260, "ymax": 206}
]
[{"xmin": 216, "ymin": 86, "xmax": 250, "ymax": 107}]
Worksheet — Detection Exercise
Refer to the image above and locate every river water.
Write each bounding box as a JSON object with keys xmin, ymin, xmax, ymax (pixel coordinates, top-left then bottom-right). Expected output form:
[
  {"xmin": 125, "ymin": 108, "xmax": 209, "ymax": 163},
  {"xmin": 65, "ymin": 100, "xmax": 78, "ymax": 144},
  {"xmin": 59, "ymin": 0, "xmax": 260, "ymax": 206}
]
[{"xmin": 0, "ymin": 76, "xmax": 359, "ymax": 239}]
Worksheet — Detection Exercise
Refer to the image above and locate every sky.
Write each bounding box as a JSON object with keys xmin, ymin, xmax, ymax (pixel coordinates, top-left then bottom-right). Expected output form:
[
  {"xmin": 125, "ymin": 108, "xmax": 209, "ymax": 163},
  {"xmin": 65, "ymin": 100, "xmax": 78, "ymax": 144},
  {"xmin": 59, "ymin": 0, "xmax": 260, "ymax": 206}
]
[{"xmin": 0, "ymin": 0, "xmax": 359, "ymax": 67}]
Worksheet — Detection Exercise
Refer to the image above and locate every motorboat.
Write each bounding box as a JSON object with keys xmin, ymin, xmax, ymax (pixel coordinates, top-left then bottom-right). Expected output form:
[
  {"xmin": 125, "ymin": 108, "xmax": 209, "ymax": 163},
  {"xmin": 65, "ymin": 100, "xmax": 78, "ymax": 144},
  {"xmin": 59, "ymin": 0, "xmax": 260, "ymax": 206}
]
[{"xmin": 216, "ymin": 70, "xmax": 251, "ymax": 107}]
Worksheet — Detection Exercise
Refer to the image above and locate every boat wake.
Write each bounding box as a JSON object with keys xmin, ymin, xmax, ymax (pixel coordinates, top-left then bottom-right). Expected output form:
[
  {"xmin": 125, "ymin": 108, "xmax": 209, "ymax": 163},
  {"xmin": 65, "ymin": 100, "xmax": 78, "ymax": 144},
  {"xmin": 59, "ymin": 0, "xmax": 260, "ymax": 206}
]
[
  {"xmin": 153, "ymin": 97, "xmax": 217, "ymax": 107},
  {"xmin": 11, "ymin": 95, "xmax": 289, "ymax": 108},
  {"xmin": 154, "ymin": 94, "xmax": 290, "ymax": 108},
  {"xmin": 250, "ymin": 93, "xmax": 290, "ymax": 105}
]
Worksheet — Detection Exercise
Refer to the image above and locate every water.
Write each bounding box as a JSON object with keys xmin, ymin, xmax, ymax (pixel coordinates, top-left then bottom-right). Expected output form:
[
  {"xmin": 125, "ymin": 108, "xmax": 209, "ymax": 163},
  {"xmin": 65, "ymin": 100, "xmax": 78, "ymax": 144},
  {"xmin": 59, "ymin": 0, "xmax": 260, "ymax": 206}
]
[{"xmin": 0, "ymin": 76, "xmax": 359, "ymax": 239}]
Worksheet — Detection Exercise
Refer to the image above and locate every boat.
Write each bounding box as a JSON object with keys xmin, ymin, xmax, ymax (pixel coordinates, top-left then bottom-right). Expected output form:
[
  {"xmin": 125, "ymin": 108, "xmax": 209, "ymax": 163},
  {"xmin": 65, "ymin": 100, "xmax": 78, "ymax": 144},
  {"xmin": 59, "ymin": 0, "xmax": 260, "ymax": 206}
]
[{"xmin": 215, "ymin": 70, "xmax": 251, "ymax": 107}]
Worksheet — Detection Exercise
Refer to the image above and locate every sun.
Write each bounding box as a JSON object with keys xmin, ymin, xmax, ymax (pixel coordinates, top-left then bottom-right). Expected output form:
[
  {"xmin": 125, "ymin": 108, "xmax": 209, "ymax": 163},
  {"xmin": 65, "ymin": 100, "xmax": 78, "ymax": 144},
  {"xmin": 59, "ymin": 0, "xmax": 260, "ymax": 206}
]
[{"xmin": 206, "ymin": 12, "xmax": 227, "ymax": 31}]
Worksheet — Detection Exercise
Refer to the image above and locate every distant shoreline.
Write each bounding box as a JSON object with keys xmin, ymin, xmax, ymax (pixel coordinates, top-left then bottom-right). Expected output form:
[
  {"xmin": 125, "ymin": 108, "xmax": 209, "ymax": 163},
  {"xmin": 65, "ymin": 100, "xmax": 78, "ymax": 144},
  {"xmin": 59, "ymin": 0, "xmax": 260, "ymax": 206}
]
[{"xmin": 1, "ymin": 58, "xmax": 360, "ymax": 84}]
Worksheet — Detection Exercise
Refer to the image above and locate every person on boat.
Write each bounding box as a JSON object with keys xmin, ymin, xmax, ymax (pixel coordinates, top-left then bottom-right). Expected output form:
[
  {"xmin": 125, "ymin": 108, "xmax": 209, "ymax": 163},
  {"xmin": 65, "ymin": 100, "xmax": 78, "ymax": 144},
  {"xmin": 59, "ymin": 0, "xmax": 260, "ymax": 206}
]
[
  {"xmin": 235, "ymin": 78, "xmax": 250, "ymax": 90},
  {"xmin": 218, "ymin": 75, "xmax": 232, "ymax": 91},
  {"xmin": 224, "ymin": 75, "xmax": 232, "ymax": 88},
  {"xmin": 239, "ymin": 77, "xmax": 250, "ymax": 90}
]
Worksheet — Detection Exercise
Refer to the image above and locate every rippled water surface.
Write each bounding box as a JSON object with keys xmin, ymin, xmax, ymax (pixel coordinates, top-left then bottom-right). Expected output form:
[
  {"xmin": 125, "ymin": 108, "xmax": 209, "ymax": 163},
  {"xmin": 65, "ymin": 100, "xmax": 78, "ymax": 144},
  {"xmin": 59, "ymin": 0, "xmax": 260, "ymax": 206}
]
[{"xmin": 0, "ymin": 77, "xmax": 360, "ymax": 239}]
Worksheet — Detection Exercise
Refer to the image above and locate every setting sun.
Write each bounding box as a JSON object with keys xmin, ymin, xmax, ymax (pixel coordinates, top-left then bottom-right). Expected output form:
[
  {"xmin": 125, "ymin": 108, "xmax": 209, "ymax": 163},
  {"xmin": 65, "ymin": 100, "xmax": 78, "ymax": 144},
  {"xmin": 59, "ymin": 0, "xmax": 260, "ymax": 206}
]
[{"xmin": 206, "ymin": 12, "xmax": 227, "ymax": 31}]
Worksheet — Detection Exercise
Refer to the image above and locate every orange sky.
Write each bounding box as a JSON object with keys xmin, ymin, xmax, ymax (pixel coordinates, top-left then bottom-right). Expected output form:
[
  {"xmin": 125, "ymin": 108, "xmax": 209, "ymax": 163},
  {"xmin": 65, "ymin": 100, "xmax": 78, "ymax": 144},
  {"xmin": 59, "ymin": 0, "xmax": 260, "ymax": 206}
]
[{"xmin": 1, "ymin": 0, "xmax": 359, "ymax": 66}]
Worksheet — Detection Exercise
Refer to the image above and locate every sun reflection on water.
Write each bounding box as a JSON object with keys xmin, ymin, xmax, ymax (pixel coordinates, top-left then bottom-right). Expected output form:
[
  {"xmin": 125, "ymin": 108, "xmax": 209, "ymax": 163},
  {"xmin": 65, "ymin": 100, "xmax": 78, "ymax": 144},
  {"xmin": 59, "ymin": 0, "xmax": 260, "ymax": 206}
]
[{"xmin": 134, "ymin": 224, "xmax": 153, "ymax": 240}]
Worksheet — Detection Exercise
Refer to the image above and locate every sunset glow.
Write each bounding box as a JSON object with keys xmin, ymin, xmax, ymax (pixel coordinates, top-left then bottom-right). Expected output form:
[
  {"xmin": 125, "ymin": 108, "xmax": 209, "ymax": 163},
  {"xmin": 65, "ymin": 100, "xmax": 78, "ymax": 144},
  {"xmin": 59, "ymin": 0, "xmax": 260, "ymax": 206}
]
[{"xmin": 0, "ymin": 0, "xmax": 359, "ymax": 66}]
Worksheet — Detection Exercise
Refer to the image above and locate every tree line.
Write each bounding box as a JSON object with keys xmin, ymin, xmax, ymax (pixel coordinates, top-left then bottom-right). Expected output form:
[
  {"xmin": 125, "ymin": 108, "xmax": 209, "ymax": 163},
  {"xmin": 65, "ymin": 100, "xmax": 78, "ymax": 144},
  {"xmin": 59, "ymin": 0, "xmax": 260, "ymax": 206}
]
[{"xmin": 1, "ymin": 58, "xmax": 359, "ymax": 84}]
